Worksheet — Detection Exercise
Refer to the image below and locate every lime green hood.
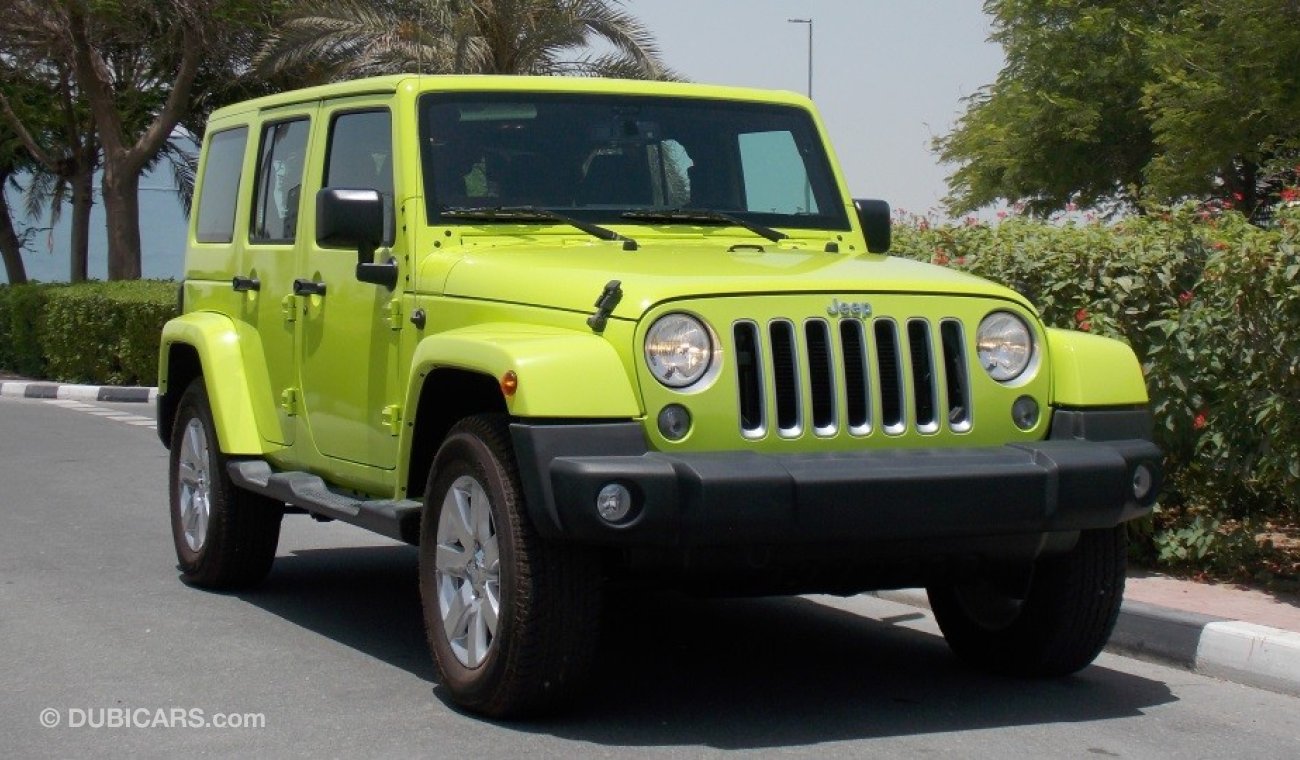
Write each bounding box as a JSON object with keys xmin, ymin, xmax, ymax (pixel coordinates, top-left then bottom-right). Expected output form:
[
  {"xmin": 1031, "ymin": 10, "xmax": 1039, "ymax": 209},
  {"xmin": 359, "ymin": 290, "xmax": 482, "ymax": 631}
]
[{"xmin": 433, "ymin": 239, "xmax": 1032, "ymax": 320}]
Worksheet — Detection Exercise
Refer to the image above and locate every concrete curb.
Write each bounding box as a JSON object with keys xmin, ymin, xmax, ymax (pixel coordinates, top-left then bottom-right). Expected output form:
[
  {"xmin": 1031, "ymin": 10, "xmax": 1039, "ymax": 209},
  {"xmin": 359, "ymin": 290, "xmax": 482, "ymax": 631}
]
[
  {"xmin": 0, "ymin": 381, "xmax": 156, "ymax": 404},
  {"xmin": 875, "ymin": 588, "xmax": 1300, "ymax": 697}
]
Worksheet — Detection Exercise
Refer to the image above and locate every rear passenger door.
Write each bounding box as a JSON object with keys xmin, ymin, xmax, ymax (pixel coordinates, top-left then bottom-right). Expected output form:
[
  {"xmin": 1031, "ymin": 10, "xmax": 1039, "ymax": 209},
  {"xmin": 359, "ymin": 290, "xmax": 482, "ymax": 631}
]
[
  {"xmin": 243, "ymin": 108, "xmax": 314, "ymax": 446},
  {"xmin": 296, "ymin": 101, "xmax": 402, "ymax": 471}
]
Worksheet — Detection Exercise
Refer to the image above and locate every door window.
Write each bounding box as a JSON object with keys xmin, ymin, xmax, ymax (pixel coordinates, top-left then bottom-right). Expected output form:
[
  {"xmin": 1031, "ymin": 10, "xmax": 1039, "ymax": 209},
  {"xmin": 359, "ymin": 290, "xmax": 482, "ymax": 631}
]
[
  {"xmin": 250, "ymin": 119, "xmax": 310, "ymax": 243},
  {"xmin": 325, "ymin": 110, "xmax": 395, "ymax": 245}
]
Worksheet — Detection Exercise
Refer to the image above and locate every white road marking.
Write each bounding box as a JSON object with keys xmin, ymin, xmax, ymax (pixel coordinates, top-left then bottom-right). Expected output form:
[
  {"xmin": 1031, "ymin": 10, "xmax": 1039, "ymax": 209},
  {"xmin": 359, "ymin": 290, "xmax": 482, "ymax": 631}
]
[{"xmin": 41, "ymin": 398, "xmax": 156, "ymax": 430}]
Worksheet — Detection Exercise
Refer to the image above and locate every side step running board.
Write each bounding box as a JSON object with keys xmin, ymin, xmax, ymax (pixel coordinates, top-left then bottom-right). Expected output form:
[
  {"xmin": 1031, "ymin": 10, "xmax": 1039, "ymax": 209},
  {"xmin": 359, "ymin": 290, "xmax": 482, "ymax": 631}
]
[{"xmin": 228, "ymin": 460, "xmax": 422, "ymax": 545}]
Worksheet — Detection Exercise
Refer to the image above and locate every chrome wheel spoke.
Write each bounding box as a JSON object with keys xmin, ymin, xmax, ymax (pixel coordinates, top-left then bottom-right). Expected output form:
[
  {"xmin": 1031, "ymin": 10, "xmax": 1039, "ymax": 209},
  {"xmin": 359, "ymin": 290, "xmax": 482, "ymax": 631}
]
[
  {"xmin": 442, "ymin": 584, "xmax": 473, "ymax": 642},
  {"xmin": 469, "ymin": 480, "xmax": 492, "ymax": 544},
  {"xmin": 467, "ymin": 605, "xmax": 490, "ymax": 665},
  {"xmin": 446, "ymin": 485, "xmax": 476, "ymax": 550},
  {"xmin": 435, "ymin": 543, "xmax": 470, "ymax": 576},
  {"xmin": 482, "ymin": 581, "xmax": 500, "ymax": 635},
  {"xmin": 481, "ymin": 534, "xmax": 499, "ymax": 572}
]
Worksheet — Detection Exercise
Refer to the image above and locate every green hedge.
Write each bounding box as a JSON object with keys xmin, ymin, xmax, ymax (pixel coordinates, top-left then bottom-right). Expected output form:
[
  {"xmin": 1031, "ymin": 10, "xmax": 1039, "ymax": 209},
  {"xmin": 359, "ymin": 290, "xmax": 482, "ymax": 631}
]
[
  {"xmin": 894, "ymin": 205, "xmax": 1300, "ymax": 576},
  {"xmin": 0, "ymin": 280, "xmax": 178, "ymax": 386}
]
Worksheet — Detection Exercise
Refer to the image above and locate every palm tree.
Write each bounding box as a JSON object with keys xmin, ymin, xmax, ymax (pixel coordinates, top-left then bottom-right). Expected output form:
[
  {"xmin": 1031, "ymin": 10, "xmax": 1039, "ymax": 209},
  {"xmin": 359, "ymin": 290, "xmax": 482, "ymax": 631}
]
[{"xmin": 255, "ymin": 0, "xmax": 675, "ymax": 85}]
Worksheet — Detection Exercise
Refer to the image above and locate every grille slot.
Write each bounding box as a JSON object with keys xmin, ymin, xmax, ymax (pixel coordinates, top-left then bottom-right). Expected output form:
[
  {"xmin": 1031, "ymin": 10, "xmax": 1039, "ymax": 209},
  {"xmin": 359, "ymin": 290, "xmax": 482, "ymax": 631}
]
[
  {"xmin": 908, "ymin": 320, "xmax": 939, "ymax": 433},
  {"xmin": 805, "ymin": 320, "xmax": 836, "ymax": 434},
  {"xmin": 875, "ymin": 320, "xmax": 905, "ymax": 434},
  {"xmin": 840, "ymin": 320, "xmax": 871, "ymax": 434},
  {"xmin": 941, "ymin": 320, "xmax": 971, "ymax": 431},
  {"xmin": 733, "ymin": 314, "xmax": 973, "ymax": 439},
  {"xmin": 769, "ymin": 321, "xmax": 801, "ymax": 435},
  {"xmin": 734, "ymin": 322, "xmax": 764, "ymax": 436}
]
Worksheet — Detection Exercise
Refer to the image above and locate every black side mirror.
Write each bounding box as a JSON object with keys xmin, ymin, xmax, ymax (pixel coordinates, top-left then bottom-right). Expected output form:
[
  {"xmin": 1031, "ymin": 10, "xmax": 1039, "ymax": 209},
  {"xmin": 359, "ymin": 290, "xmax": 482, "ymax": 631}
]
[
  {"xmin": 854, "ymin": 198, "xmax": 891, "ymax": 253},
  {"xmin": 316, "ymin": 188, "xmax": 396, "ymax": 289}
]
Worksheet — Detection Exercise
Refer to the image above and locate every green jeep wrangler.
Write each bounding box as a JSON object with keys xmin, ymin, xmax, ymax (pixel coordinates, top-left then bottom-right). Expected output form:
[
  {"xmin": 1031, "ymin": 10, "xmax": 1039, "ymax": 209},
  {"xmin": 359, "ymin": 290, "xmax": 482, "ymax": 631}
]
[{"xmin": 158, "ymin": 74, "xmax": 1162, "ymax": 717}]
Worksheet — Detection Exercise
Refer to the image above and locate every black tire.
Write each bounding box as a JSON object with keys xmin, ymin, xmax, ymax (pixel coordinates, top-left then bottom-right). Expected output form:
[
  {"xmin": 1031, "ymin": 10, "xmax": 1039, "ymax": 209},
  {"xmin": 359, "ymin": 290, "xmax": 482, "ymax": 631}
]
[
  {"xmin": 927, "ymin": 526, "xmax": 1127, "ymax": 676},
  {"xmin": 168, "ymin": 379, "xmax": 282, "ymax": 589},
  {"xmin": 418, "ymin": 414, "xmax": 601, "ymax": 718}
]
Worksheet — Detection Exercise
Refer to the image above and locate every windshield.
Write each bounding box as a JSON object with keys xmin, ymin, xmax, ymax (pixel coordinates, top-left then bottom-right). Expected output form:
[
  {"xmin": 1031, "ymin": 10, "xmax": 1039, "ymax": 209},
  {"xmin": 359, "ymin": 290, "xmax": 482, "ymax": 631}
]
[{"xmin": 418, "ymin": 92, "xmax": 849, "ymax": 231}]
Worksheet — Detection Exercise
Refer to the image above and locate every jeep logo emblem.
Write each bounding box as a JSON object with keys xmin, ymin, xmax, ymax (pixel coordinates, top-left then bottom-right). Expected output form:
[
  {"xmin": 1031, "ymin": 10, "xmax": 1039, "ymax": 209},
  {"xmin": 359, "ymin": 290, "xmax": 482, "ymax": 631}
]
[{"xmin": 827, "ymin": 298, "xmax": 872, "ymax": 319}]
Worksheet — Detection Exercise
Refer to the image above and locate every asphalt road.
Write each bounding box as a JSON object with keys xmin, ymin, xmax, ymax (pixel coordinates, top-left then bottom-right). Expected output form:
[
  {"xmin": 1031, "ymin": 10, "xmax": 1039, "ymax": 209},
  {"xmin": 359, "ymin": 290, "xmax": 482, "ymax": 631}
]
[{"xmin": 3, "ymin": 395, "xmax": 1299, "ymax": 758}]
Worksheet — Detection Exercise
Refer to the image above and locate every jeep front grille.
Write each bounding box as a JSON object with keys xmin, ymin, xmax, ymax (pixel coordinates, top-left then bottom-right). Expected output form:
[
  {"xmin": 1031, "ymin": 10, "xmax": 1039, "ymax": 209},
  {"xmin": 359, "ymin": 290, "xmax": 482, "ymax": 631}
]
[{"xmin": 733, "ymin": 317, "xmax": 972, "ymax": 439}]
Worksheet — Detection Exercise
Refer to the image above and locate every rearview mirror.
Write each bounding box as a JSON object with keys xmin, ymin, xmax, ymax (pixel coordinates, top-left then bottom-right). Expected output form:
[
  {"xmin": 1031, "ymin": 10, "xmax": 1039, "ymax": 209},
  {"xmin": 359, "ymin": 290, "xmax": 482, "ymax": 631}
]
[{"xmin": 854, "ymin": 198, "xmax": 891, "ymax": 253}]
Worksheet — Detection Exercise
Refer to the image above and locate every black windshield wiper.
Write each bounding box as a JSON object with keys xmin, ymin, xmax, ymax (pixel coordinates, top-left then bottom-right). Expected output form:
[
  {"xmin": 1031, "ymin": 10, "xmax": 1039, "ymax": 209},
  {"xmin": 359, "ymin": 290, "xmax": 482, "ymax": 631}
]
[
  {"xmin": 621, "ymin": 209, "xmax": 788, "ymax": 243},
  {"xmin": 441, "ymin": 206, "xmax": 637, "ymax": 249}
]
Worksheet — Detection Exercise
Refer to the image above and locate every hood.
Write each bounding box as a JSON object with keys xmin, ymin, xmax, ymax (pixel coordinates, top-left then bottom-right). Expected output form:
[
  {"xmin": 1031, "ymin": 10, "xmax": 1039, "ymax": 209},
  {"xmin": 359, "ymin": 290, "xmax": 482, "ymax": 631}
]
[{"xmin": 428, "ymin": 238, "xmax": 1030, "ymax": 320}]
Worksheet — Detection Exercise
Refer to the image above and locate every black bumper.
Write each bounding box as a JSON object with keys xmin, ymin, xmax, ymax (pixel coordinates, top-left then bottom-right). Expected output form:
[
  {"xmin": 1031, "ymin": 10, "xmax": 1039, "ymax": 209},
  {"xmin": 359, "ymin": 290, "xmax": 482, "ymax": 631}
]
[{"xmin": 511, "ymin": 409, "xmax": 1162, "ymax": 548}]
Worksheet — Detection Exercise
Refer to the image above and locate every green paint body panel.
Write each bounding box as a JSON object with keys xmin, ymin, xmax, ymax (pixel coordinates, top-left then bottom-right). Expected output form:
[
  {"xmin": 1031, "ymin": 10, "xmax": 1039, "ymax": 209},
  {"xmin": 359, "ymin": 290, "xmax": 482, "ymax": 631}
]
[
  {"xmin": 160, "ymin": 74, "xmax": 1150, "ymax": 503},
  {"xmin": 1046, "ymin": 328, "xmax": 1148, "ymax": 406}
]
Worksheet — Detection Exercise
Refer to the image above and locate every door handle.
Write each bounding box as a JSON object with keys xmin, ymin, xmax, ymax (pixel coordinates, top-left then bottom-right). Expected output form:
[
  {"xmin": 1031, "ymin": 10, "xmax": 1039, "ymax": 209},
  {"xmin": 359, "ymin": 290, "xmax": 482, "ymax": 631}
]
[
  {"xmin": 292, "ymin": 278, "xmax": 327, "ymax": 297},
  {"xmin": 231, "ymin": 275, "xmax": 261, "ymax": 292}
]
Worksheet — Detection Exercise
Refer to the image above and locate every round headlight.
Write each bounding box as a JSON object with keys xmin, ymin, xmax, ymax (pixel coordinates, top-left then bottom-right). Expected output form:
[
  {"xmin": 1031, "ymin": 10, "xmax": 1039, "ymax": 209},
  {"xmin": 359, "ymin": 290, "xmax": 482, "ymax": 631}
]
[
  {"xmin": 977, "ymin": 312, "xmax": 1034, "ymax": 382},
  {"xmin": 645, "ymin": 313, "xmax": 714, "ymax": 388}
]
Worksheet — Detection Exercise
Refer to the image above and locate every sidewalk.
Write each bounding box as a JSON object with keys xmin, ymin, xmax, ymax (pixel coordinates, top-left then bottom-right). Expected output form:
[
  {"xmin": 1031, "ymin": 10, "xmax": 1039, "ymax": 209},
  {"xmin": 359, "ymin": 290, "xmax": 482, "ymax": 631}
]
[{"xmin": 5, "ymin": 375, "xmax": 1298, "ymax": 697}]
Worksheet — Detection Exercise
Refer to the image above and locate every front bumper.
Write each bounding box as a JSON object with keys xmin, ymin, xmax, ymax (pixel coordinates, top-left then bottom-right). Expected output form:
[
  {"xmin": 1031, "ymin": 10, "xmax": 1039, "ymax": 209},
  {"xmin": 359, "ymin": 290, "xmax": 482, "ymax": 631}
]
[{"xmin": 511, "ymin": 409, "xmax": 1161, "ymax": 548}]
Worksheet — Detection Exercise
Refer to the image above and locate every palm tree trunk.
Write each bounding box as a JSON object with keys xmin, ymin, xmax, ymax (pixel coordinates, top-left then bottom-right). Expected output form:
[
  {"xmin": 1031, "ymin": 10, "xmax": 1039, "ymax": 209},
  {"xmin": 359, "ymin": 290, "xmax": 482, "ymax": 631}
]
[
  {"xmin": 0, "ymin": 166, "xmax": 29, "ymax": 285},
  {"xmin": 69, "ymin": 164, "xmax": 93, "ymax": 283},
  {"xmin": 101, "ymin": 162, "xmax": 142, "ymax": 281}
]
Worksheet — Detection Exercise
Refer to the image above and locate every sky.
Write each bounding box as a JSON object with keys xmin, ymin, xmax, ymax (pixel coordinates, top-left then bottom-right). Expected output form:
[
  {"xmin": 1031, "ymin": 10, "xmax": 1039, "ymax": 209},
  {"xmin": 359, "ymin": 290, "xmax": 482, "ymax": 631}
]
[
  {"xmin": 4, "ymin": 0, "xmax": 1004, "ymax": 283},
  {"xmin": 626, "ymin": 0, "xmax": 1005, "ymax": 213}
]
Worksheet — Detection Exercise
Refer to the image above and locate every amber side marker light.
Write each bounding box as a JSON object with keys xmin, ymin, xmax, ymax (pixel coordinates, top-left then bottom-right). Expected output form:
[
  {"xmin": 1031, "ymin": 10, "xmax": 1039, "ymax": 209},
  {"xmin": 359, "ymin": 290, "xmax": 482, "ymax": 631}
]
[{"xmin": 500, "ymin": 371, "xmax": 519, "ymax": 397}]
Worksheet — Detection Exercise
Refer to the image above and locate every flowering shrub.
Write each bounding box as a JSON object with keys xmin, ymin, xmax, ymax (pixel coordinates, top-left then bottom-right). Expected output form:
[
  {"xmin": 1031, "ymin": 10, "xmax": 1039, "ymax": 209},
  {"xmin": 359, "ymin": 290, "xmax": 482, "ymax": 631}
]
[{"xmin": 893, "ymin": 205, "xmax": 1300, "ymax": 576}]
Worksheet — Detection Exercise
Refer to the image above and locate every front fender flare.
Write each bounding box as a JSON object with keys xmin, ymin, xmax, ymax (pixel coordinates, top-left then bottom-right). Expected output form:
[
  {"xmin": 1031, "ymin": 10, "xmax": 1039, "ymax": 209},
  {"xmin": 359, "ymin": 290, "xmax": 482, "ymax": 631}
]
[{"xmin": 404, "ymin": 324, "xmax": 641, "ymax": 419}]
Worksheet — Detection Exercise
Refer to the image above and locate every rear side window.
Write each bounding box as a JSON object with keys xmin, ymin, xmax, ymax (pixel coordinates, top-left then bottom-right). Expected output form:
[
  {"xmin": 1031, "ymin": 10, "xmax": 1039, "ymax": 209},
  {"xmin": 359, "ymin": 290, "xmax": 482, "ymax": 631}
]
[
  {"xmin": 251, "ymin": 119, "xmax": 310, "ymax": 243},
  {"xmin": 325, "ymin": 109, "xmax": 395, "ymax": 245},
  {"xmin": 194, "ymin": 127, "xmax": 247, "ymax": 243}
]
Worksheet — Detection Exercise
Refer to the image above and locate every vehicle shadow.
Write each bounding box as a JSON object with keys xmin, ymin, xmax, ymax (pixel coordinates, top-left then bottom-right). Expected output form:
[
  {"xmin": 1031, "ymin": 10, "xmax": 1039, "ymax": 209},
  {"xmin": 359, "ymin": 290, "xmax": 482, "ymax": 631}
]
[{"xmin": 240, "ymin": 544, "xmax": 1178, "ymax": 749}]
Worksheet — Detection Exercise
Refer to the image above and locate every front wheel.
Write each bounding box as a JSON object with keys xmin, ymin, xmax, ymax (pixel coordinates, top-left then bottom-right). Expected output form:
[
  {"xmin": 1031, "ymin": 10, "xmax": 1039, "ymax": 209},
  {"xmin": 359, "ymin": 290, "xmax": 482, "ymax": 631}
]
[
  {"xmin": 927, "ymin": 526, "xmax": 1127, "ymax": 676},
  {"xmin": 168, "ymin": 379, "xmax": 282, "ymax": 589},
  {"xmin": 418, "ymin": 415, "xmax": 601, "ymax": 718}
]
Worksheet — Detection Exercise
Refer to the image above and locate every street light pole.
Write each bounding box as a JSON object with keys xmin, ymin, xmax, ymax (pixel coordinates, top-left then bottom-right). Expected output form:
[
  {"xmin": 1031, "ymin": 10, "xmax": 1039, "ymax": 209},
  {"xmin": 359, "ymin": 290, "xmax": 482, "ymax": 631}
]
[{"xmin": 787, "ymin": 17, "xmax": 813, "ymax": 98}]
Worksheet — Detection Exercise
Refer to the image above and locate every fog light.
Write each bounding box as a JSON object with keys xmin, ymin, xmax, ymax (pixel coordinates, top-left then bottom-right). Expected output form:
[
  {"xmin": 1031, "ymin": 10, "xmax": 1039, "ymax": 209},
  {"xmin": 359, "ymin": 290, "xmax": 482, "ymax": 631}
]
[
  {"xmin": 1011, "ymin": 395, "xmax": 1040, "ymax": 430},
  {"xmin": 596, "ymin": 483, "xmax": 632, "ymax": 523},
  {"xmin": 657, "ymin": 404, "xmax": 692, "ymax": 441},
  {"xmin": 1132, "ymin": 464, "xmax": 1153, "ymax": 501}
]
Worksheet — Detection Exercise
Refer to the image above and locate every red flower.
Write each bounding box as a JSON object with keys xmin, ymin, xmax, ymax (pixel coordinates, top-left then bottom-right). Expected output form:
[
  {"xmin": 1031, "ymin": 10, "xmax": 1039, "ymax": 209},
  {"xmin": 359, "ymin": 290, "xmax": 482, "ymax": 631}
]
[
  {"xmin": 996, "ymin": 210, "xmax": 1008, "ymax": 219},
  {"xmin": 1179, "ymin": 290, "xmax": 1194, "ymax": 305},
  {"xmin": 933, "ymin": 249, "xmax": 950, "ymax": 266},
  {"xmin": 954, "ymin": 256, "xmax": 967, "ymax": 266},
  {"xmin": 1233, "ymin": 191, "xmax": 1245, "ymax": 202},
  {"xmin": 1281, "ymin": 187, "xmax": 1299, "ymax": 202},
  {"xmin": 1074, "ymin": 307, "xmax": 1089, "ymax": 323},
  {"xmin": 1193, "ymin": 410, "xmax": 1208, "ymax": 430},
  {"xmin": 1079, "ymin": 320, "xmax": 1092, "ymax": 332}
]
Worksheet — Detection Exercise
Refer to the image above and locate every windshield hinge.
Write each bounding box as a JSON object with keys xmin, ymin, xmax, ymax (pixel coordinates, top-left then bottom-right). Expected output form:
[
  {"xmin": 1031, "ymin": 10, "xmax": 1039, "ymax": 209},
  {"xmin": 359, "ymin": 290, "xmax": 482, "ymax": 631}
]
[{"xmin": 587, "ymin": 280, "xmax": 623, "ymax": 333}]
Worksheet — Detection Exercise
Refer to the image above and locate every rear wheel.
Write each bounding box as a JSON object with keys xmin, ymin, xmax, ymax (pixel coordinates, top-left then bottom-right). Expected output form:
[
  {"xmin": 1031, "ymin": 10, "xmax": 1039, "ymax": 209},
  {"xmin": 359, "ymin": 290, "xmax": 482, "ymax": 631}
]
[
  {"xmin": 927, "ymin": 526, "xmax": 1127, "ymax": 676},
  {"xmin": 169, "ymin": 379, "xmax": 282, "ymax": 589},
  {"xmin": 418, "ymin": 414, "xmax": 601, "ymax": 718}
]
